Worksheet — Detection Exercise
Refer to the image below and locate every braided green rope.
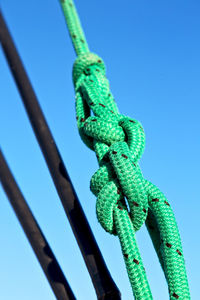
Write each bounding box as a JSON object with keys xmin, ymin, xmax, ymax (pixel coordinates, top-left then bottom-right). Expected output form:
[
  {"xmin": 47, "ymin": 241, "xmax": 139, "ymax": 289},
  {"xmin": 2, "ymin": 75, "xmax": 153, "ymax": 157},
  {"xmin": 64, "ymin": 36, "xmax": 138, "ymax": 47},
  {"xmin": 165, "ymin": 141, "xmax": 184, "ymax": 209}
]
[{"xmin": 60, "ymin": 1, "xmax": 190, "ymax": 299}]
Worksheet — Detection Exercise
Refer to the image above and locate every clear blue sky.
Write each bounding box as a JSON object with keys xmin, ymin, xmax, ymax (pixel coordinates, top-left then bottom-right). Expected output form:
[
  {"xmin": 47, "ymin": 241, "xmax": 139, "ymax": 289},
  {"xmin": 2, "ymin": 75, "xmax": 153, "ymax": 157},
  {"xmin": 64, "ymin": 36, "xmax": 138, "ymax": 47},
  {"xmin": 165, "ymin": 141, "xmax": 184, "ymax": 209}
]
[{"xmin": 0, "ymin": 0, "xmax": 199, "ymax": 299}]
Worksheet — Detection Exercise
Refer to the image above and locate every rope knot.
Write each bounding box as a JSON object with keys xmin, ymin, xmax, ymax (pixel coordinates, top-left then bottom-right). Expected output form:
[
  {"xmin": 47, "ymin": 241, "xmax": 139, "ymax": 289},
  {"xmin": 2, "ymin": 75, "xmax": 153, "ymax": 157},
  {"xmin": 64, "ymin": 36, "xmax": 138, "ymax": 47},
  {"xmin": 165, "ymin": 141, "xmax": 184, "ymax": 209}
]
[
  {"xmin": 89, "ymin": 116, "xmax": 148, "ymax": 233},
  {"xmin": 74, "ymin": 55, "xmax": 149, "ymax": 233}
]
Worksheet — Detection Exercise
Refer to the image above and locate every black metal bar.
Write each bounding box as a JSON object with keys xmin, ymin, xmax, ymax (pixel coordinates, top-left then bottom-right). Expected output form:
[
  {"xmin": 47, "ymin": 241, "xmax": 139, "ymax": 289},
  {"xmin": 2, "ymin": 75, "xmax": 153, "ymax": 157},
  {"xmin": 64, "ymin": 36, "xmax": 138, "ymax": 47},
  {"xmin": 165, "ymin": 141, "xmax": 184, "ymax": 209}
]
[
  {"xmin": 0, "ymin": 150, "xmax": 76, "ymax": 300},
  {"xmin": 0, "ymin": 11, "xmax": 121, "ymax": 300}
]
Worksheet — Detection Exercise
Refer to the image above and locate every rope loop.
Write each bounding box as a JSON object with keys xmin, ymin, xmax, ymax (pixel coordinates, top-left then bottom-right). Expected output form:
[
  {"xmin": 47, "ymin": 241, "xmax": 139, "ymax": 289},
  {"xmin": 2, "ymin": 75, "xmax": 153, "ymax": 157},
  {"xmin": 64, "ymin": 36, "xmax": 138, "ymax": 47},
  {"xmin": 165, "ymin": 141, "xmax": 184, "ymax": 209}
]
[
  {"xmin": 73, "ymin": 52, "xmax": 105, "ymax": 85},
  {"xmin": 118, "ymin": 116, "xmax": 145, "ymax": 162}
]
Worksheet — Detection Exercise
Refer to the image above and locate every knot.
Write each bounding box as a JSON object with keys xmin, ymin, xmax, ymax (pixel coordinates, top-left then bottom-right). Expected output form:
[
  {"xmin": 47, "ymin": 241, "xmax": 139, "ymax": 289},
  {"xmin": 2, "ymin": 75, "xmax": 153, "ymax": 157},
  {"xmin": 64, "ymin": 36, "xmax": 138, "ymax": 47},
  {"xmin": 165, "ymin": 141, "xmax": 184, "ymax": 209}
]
[
  {"xmin": 74, "ymin": 54, "xmax": 148, "ymax": 233},
  {"xmin": 82, "ymin": 115, "xmax": 145, "ymax": 157},
  {"xmin": 90, "ymin": 116, "xmax": 148, "ymax": 233}
]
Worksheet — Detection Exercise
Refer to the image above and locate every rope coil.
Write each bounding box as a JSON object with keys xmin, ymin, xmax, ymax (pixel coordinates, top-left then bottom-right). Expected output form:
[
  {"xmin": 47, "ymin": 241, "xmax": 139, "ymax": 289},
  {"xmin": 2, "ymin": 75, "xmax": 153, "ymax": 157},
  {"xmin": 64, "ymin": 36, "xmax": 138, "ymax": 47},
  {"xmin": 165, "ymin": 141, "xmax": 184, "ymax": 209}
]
[{"xmin": 60, "ymin": 1, "xmax": 190, "ymax": 298}]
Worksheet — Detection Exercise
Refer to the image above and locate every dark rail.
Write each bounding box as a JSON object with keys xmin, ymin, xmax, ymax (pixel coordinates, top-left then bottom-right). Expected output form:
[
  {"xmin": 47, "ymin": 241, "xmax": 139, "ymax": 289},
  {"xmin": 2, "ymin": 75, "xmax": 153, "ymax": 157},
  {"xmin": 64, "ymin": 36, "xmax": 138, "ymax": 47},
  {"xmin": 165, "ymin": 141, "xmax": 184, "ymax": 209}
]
[
  {"xmin": 0, "ymin": 11, "xmax": 121, "ymax": 300},
  {"xmin": 0, "ymin": 150, "xmax": 76, "ymax": 300}
]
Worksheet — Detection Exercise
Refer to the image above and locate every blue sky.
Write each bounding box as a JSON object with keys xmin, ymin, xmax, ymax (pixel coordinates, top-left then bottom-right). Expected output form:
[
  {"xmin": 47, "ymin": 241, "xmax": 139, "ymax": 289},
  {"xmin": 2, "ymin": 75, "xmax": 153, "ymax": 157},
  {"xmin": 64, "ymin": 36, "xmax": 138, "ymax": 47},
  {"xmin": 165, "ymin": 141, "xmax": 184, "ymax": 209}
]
[{"xmin": 0, "ymin": 0, "xmax": 199, "ymax": 299}]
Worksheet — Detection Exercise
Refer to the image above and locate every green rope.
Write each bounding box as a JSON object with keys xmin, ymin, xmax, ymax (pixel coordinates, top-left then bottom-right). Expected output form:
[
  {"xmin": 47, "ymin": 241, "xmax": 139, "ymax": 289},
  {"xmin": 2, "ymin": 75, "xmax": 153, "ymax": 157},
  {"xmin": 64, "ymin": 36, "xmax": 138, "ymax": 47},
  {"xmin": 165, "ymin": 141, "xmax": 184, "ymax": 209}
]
[{"xmin": 60, "ymin": 1, "xmax": 190, "ymax": 299}]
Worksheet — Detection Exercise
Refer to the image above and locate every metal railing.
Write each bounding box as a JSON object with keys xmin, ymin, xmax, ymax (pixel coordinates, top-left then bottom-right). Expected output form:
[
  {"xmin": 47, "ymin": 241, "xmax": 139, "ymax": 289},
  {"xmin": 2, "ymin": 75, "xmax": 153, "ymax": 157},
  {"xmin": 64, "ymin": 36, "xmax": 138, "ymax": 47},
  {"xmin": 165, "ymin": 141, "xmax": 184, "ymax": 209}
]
[{"xmin": 0, "ymin": 11, "xmax": 121, "ymax": 300}]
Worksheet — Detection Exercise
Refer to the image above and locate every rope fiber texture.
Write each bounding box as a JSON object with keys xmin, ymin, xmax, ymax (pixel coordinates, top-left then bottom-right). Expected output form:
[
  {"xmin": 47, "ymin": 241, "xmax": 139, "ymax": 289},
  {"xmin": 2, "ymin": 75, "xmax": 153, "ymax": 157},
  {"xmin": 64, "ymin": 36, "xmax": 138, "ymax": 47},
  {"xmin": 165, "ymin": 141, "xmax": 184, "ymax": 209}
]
[{"xmin": 60, "ymin": 1, "xmax": 190, "ymax": 299}]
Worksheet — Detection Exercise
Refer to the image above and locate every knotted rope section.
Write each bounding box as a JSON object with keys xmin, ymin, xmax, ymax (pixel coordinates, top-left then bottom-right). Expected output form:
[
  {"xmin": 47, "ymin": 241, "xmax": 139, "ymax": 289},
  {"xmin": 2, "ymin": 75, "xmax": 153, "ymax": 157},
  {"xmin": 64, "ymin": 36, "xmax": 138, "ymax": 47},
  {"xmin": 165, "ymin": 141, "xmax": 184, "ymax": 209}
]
[
  {"xmin": 60, "ymin": 1, "xmax": 190, "ymax": 299},
  {"xmin": 73, "ymin": 52, "xmax": 190, "ymax": 299},
  {"xmin": 74, "ymin": 53, "xmax": 148, "ymax": 234}
]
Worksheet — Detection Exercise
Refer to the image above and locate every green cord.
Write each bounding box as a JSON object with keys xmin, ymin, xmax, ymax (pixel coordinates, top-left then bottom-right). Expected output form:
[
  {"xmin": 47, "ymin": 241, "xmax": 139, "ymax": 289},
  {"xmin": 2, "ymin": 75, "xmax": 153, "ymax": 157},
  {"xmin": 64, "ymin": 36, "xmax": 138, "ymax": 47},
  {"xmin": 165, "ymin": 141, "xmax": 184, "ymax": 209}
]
[
  {"xmin": 60, "ymin": 1, "xmax": 190, "ymax": 299},
  {"xmin": 61, "ymin": 0, "xmax": 89, "ymax": 55}
]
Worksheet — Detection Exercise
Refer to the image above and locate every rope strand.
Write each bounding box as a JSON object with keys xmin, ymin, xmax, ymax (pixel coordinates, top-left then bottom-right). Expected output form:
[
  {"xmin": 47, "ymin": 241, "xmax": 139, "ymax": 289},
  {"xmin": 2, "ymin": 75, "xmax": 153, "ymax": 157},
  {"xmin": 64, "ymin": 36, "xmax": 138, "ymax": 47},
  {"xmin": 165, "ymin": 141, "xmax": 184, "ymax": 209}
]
[{"xmin": 60, "ymin": 0, "xmax": 89, "ymax": 55}]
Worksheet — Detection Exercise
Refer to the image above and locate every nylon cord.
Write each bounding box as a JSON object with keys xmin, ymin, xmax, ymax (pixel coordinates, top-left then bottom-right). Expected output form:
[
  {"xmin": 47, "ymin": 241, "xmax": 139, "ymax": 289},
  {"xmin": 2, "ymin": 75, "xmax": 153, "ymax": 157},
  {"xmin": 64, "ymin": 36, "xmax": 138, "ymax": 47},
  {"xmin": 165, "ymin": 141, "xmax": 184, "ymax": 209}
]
[
  {"xmin": 60, "ymin": 1, "xmax": 190, "ymax": 299},
  {"xmin": 61, "ymin": 0, "xmax": 89, "ymax": 55}
]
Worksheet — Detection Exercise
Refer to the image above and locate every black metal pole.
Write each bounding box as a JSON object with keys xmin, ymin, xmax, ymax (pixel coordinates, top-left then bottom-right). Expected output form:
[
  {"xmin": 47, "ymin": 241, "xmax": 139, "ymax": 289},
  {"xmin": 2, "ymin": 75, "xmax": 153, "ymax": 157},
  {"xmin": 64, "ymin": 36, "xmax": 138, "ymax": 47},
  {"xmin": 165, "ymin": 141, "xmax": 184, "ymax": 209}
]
[
  {"xmin": 0, "ymin": 11, "xmax": 121, "ymax": 300},
  {"xmin": 0, "ymin": 150, "xmax": 76, "ymax": 300}
]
